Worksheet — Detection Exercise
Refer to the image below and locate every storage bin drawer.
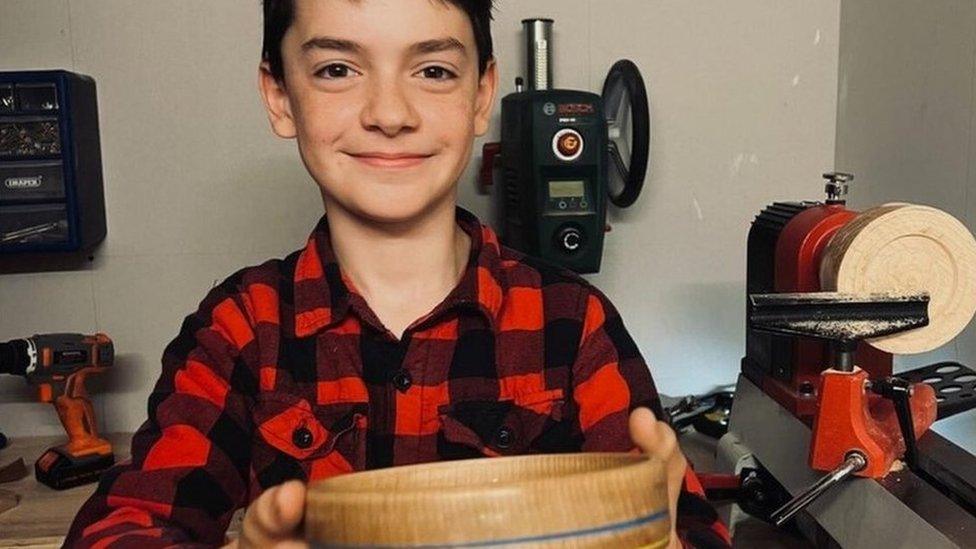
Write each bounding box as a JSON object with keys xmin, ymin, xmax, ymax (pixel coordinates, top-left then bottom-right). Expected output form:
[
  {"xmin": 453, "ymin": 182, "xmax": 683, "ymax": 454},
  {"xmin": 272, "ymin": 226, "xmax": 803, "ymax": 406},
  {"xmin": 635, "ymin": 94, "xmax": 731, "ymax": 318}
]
[
  {"xmin": 0, "ymin": 117, "xmax": 61, "ymax": 158},
  {"xmin": 0, "ymin": 161, "xmax": 65, "ymax": 202},
  {"xmin": 0, "ymin": 203, "xmax": 69, "ymax": 248}
]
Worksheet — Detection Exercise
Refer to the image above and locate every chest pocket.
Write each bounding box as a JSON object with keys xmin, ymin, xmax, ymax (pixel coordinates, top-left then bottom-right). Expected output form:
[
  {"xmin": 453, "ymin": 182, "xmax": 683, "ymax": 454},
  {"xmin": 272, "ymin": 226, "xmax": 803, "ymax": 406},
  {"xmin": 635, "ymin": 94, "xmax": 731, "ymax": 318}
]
[
  {"xmin": 438, "ymin": 389, "xmax": 576, "ymax": 459},
  {"xmin": 252, "ymin": 394, "xmax": 367, "ymax": 485}
]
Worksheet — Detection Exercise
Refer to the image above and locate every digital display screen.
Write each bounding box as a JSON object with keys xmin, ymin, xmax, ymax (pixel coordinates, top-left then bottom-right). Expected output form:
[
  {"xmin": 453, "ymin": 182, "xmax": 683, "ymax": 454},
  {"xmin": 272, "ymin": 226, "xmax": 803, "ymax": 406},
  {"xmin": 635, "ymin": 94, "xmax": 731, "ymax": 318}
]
[{"xmin": 548, "ymin": 180, "xmax": 585, "ymax": 198}]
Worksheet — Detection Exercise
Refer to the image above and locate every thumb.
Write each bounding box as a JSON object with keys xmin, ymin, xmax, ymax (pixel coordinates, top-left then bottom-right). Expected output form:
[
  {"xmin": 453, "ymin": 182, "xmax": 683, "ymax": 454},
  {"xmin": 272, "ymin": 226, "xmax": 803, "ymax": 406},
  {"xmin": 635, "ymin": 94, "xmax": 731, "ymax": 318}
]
[
  {"xmin": 629, "ymin": 407, "xmax": 673, "ymax": 457},
  {"xmin": 238, "ymin": 480, "xmax": 307, "ymax": 548},
  {"xmin": 629, "ymin": 408, "xmax": 686, "ymax": 549},
  {"xmin": 274, "ymin": 480, "xmax": 306, "ymax": 532},
  {"xmin": 629, "ymin": 407, "xmax": 684, "ymax": 476}
]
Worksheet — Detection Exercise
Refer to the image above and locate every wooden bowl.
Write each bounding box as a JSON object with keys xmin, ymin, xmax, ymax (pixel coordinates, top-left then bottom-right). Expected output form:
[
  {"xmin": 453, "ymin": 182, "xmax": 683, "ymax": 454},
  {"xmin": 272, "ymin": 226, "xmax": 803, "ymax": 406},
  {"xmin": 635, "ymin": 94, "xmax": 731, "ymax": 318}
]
[
  {"xmin": 820, "ymin": 203, "xmax": 976, "ymax": 354},
  {"xmin": 305, "ymin": 453, "xmax": 671, "ymax": 548}
]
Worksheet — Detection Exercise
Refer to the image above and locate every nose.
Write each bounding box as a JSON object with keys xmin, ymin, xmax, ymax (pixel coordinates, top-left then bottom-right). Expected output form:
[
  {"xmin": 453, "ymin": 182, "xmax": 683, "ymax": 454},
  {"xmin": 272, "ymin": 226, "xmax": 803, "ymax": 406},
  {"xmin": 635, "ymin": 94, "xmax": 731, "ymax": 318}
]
[{"xmin": 360, "ymin": 74, "xmax": 421, "ymax": 137}]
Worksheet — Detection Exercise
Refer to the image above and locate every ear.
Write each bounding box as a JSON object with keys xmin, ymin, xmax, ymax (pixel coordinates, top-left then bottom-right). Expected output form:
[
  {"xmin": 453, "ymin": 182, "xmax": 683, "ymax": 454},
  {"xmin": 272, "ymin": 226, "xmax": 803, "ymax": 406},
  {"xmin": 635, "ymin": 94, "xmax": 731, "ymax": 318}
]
[
  {"xmin": 258, "ymin": 62, "xmax": 298, "ymax": 139},
  {"xmin": 473, "ymin": 57, "xmax": 498, "ymax": 138}
]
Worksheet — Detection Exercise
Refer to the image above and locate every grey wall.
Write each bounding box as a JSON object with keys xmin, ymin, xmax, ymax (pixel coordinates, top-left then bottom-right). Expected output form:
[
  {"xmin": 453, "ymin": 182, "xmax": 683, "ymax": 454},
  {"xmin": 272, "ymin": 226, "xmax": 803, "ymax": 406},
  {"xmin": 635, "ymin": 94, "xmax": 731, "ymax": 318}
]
[
  {"xmin": 0, "ymin": 0, "xmax": 841, "ymax": 437},
  {"xmin": 836, "ymin": 0, "xmax": 976, "ymax": 372}
]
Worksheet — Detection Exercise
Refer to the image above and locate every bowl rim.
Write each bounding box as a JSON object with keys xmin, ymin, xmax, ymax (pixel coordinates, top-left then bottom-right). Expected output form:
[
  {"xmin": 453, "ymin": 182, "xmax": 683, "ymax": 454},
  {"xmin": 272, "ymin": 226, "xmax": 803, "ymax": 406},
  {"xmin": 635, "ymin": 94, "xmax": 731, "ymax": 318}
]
[{"xmin": 306, "ymin": 452, "xmax": 661, "ymax": 500}]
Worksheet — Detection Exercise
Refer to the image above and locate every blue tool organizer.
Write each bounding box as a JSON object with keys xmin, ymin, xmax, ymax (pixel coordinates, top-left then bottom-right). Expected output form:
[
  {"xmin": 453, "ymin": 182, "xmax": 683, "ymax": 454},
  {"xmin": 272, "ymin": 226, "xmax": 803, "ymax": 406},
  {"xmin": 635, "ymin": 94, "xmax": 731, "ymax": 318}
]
[{"xmin": 0, "ymin": 70, "xmax": 106, "ymax": 254}]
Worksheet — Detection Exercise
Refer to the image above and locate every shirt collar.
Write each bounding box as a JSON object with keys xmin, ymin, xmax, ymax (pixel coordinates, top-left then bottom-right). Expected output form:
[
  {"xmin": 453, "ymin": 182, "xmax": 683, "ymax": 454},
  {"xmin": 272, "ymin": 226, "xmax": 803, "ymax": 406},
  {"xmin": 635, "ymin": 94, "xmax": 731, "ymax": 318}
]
[{"xmin": 292, "ymin": 206, "xmax": 504, "ymax": 338}]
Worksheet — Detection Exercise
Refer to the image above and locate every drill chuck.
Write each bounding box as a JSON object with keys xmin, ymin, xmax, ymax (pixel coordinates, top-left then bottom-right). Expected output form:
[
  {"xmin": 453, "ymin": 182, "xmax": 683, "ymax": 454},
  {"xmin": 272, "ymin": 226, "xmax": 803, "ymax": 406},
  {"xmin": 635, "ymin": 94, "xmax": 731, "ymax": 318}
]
[{"xmin": 0, "ymin": 339, "xmax": 31, "ymax": 376}]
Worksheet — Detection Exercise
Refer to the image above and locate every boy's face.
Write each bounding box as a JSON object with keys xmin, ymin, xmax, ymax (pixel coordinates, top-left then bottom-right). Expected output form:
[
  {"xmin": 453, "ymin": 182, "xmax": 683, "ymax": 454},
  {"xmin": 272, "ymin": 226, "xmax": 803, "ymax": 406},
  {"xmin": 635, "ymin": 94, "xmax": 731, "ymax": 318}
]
[{"xmin": 259, "ymin": 0, "xmax": 498, "ymax": 224}]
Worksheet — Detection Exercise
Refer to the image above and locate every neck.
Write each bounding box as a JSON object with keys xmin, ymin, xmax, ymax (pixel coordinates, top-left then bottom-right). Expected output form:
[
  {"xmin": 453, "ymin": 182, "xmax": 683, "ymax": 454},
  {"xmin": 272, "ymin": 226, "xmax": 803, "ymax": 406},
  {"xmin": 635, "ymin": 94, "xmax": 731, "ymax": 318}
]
[{"xmin": 323, "ymin": 196, "xmax": 471, "ymax": 334}]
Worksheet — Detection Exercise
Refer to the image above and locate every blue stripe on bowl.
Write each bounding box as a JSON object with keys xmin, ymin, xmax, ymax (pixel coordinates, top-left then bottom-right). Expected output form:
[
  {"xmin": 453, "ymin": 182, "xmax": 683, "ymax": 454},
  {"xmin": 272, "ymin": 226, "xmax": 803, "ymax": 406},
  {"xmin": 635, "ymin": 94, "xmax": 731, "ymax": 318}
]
[{"xmin": 314, "ymin": 507, "xmax": 669, "ymax": 548}]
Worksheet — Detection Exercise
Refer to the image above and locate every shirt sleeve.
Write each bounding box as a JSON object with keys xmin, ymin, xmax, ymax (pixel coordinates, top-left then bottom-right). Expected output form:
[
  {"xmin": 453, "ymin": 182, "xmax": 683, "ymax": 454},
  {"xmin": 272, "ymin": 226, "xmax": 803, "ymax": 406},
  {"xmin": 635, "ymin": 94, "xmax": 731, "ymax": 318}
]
[
  {"xmin": 571, "ymin": 286, "xmax": 731, "ymax": 549},
  {"xmin": 64, "ymin": 279, "xmax": 258, "ymax": 548}
]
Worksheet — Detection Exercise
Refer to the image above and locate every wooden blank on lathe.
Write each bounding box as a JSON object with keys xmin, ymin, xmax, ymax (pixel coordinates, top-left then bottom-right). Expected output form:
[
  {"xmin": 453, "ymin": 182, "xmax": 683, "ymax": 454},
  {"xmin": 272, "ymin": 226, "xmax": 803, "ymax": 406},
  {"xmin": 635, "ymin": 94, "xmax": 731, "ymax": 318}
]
[
  {"xmin": 305, "ymin": 453, "xmax": 671, "ymax": 548},
  {"xmin": 820, "ymin": 203, "xmax": 976, "ymax": 354}
]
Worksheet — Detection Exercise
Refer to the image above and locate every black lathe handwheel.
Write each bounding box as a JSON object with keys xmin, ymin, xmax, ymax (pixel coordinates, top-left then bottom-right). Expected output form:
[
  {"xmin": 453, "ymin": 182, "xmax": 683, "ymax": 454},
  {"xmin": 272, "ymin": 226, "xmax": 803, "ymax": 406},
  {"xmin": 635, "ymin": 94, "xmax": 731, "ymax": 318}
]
[{"xmin": 601, "ymin": 59, "xmax": 650, "ymax": 208}]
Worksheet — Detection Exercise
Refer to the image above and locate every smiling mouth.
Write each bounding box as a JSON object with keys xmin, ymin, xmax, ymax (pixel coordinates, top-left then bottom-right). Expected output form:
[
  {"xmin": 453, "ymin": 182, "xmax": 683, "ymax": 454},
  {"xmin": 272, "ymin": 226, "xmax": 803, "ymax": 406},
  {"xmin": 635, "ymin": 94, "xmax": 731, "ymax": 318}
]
[{"xmin": 347, "ymin": 152, "xmax": 433, "ymax": 169}]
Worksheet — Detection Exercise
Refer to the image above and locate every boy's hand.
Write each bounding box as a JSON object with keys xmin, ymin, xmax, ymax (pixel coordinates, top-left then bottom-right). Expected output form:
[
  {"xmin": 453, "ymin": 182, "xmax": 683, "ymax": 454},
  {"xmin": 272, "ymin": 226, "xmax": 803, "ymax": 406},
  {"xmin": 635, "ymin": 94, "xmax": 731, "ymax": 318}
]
[
  {"xmin": 630, "ymin": 407, "xmax": 687, "ymax": 549},
  {"xmin": 224, "ymin": 479, "xmax": 308, "ymax": 549}
]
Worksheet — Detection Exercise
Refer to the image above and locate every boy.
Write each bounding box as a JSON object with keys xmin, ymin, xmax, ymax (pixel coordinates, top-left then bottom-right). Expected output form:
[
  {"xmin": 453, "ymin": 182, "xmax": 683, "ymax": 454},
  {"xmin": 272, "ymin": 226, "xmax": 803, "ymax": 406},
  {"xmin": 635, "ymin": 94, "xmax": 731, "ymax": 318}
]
[{"xmin": 66, "ymin": 1, "xmax": 729, "ymax": 547}]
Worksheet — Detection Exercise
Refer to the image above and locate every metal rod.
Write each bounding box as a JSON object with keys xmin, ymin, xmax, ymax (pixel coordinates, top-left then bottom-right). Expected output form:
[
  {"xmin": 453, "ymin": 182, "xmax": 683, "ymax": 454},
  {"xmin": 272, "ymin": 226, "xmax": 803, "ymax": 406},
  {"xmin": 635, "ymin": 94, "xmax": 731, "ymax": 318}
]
[
  {"xmin": 868, "ymin": 377, "xmax": 920, "ymax": 470},
  {"xmin": 897, "ymin": 403, "xmax": 918, "ymax": 470},
  {"xmin": 522, "ymin": 18, "xmax": 553, "ymax": 90},
  {"xmin": 830, "ymin": 339, "xmax": 858, "ymax": 372},
  {"xmin": 0, "ymin": 221, "xmax": 60, "ymax": 243},
  {"xmin": 771, "ymin": 452, "xmax": 867, "ymax": 526}
]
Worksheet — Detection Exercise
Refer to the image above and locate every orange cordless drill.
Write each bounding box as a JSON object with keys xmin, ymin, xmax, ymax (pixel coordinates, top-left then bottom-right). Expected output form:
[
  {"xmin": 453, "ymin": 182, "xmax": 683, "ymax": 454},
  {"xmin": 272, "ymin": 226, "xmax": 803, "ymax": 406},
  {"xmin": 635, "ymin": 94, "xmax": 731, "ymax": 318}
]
[{"xmin": 0, "ymin": 333, "xmax": 115, "ymax": 489}]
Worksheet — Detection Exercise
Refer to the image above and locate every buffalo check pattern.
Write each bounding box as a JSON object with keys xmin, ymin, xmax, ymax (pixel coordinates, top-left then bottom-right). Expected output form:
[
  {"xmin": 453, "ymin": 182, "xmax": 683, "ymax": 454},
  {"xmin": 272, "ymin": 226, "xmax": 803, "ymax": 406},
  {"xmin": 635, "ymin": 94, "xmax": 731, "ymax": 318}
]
[{"xmin": 65, "ymin": 208, "xmax": 730, "ymax": 548}]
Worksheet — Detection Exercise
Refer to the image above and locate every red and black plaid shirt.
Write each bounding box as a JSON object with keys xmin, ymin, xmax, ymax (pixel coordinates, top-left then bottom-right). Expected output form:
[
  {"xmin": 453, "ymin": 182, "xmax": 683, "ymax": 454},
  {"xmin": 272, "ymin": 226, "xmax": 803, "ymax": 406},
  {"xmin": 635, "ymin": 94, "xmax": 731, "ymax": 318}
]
[{"xmin": 66, "ymin": 208, "xmax": 729, "ymax": 548}]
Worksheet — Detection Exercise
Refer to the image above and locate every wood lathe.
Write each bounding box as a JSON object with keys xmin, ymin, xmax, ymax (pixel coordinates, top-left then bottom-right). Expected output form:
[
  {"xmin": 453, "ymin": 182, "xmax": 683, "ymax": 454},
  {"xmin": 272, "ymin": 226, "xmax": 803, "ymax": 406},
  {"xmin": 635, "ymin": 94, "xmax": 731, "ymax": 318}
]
[{"xmin": 718, "ymin": 172, "xmax": 976, "ymax": 547}]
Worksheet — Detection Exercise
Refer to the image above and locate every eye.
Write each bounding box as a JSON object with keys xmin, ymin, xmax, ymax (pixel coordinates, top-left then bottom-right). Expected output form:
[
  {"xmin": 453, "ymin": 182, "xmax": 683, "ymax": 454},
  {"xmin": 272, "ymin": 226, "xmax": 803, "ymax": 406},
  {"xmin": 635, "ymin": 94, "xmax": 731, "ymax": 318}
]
[
  {"xmin": 418, "ymin": 66, "xmax": 458, "ymax": 80},
  {"xmin": 316, "ymin": 63, "xmax": 358, "ymax": 79}
]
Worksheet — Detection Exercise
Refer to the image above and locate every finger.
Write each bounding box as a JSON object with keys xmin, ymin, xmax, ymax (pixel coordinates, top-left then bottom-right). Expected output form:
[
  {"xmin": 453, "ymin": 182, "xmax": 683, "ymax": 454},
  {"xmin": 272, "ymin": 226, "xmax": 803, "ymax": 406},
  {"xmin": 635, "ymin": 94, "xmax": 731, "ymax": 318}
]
[
  {"xmin": 241, "ymin": 480, "xmax": 306, "ymax": 546},
  {"xmin": 275, "ymin": 480, "xmax": 306, "ymax": 532},
  {"xmin": 628, "ymin": 407, "xmax": 654, "ymax": 453},
  {"xmin": 242, "ymin": 487, "xmax": 282, "ymax": 547},
  {"xmin": 629, "ymin": 407, "xmax": 667, "ymax": 455},
  {"xmin": 658, "ymin": 423, "xmax": 680, "ymax": 461},
  {"xmin": 630, "ymin": 408, "xmax": 685, "ymax": 546}
]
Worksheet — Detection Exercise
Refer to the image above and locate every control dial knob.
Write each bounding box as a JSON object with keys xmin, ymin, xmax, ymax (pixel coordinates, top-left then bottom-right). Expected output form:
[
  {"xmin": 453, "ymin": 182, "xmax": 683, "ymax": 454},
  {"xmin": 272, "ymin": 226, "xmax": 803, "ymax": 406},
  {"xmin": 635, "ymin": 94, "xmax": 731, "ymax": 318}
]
[{"xmin": 556, "ymin": 226, "xmax": 585, "ymax": 253}]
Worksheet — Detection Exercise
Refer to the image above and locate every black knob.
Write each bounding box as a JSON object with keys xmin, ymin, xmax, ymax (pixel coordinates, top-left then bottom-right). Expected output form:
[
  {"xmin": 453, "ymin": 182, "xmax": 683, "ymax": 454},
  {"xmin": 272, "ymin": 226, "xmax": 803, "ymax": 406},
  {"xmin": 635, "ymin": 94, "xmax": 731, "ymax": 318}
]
[
  {"xmin": 823, "ymin": 171, "xmax": 854, "ymax": 203},
  {"xmin": 556, "ymin": 227, "xmax": 584, "ymax": 253},
  {"xmin": 822, "ymin": 171, "xmax": 854, "ymax": 184}
]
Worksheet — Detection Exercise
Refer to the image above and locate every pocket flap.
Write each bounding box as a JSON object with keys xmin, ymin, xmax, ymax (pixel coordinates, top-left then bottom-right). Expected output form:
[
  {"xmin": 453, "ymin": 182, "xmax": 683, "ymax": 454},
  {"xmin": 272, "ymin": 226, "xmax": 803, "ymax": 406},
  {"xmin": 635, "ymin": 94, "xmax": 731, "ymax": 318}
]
[
  {"xmin": 439, "ymin": 390, "xmax": 564, "ymax": 457},
  {"xmin": 255, "ymin": 395, "xmax": 364, "ymax": 460}
]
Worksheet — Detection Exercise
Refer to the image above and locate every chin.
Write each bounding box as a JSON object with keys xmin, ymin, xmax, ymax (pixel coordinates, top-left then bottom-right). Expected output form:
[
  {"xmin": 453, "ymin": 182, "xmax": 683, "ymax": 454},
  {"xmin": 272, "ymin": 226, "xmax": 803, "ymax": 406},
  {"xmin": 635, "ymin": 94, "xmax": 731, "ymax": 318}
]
[{"xmin": 335, "ymin": 189, "xmax": 452, "ymax": 226}]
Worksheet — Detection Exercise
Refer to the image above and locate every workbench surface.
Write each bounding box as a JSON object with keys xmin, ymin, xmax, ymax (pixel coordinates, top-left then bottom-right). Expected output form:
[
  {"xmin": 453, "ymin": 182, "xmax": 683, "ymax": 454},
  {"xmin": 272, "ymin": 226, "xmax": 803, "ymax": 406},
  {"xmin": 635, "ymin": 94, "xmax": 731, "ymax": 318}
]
[
  {"xmin": 0, "ymin": 433, "xmax": 249, "ymax": 548},
  {"xmin": 0, "ymin": 433, "xmax": 132, "ymax": 548}
]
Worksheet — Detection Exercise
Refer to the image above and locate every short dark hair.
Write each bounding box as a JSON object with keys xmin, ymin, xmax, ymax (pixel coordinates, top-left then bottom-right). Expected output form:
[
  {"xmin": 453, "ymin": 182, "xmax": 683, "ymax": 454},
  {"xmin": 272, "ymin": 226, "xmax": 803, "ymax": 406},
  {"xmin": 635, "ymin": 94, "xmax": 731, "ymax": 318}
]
[{"xmin": 262, "ymin": 0, "xmax": 496, "ymax": 82}]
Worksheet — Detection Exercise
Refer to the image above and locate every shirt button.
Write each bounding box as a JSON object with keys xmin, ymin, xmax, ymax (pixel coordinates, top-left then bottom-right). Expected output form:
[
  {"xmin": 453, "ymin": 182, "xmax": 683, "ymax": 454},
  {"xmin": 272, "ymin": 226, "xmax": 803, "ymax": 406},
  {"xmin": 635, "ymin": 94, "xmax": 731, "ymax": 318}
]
[
  {"xmin": 292, "ymin": 426, "xmax": 314, "ymax": 449},
  {"xmin": 494, "ymin": 426, "xmax": 514, "ymax": 449},
  {"xmin": 392, "ymin": 370, "xmax": 413, "ymax": 392}
]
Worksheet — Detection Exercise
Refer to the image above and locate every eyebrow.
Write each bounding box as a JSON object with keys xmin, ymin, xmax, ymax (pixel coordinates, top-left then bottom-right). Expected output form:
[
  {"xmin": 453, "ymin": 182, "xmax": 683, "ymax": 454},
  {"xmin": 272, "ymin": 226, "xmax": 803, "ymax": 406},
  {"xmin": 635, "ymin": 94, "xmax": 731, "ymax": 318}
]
[{"xmin": 300, "ymin": 36, "xmax": 467, "ymax": 57}]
